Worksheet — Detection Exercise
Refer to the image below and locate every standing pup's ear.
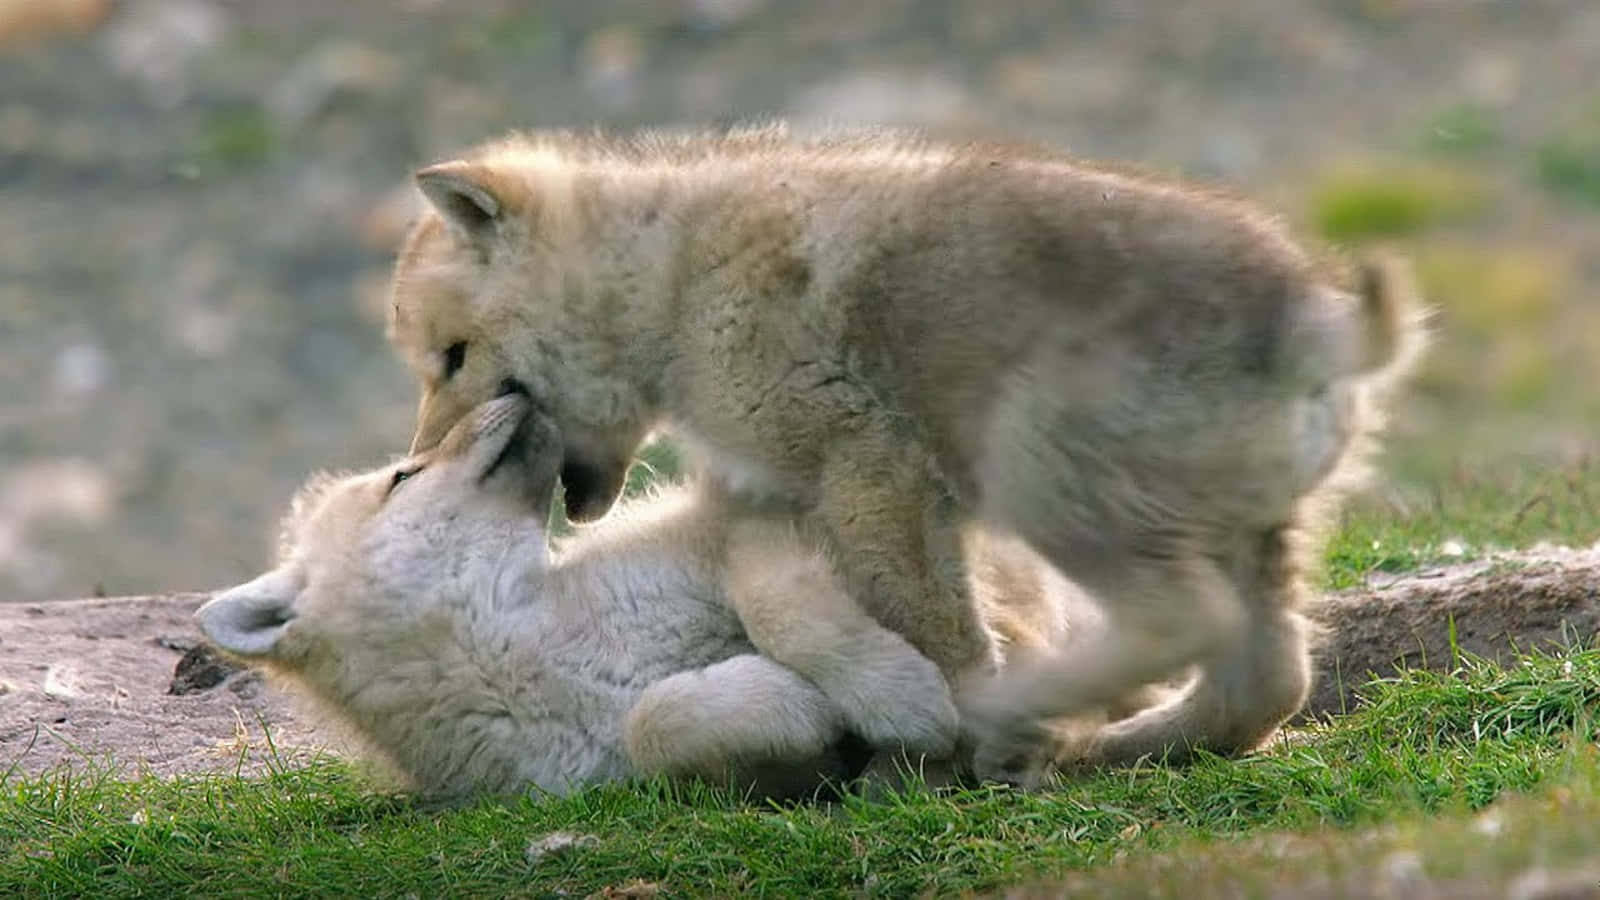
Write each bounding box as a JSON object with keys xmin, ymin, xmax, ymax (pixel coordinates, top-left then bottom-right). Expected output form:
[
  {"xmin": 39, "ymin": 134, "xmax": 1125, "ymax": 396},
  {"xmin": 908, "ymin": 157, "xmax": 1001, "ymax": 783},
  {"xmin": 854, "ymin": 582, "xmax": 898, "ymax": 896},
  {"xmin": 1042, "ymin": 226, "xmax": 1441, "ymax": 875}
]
[
  {"xmin": 415, "ymin": 161, "xmax": 506, "ymax": 245},
  {"xmin": 194, "ymin": 568, "xmax": 302, "ymax": 658}
]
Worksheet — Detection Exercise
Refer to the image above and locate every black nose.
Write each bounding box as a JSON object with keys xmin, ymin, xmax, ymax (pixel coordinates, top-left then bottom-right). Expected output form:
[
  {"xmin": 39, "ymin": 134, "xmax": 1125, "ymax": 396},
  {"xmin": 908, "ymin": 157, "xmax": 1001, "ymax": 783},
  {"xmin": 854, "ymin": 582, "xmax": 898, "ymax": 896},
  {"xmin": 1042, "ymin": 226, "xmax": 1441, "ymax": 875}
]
[{"xmin": 496, "ymin": 378, "xmax": 529, "ymax": 398}]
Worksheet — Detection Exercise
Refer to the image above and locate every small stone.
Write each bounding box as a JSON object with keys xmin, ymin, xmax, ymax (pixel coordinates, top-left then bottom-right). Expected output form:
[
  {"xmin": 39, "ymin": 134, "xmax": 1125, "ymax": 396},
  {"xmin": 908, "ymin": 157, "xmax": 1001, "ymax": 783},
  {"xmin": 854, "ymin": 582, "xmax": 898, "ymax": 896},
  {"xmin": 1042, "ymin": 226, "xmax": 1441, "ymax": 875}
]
[
  {"xmin": 169, "ymin": 644, "xmax": 244, "ymax": 696},
  {"xmin": 591, "ymin": 880, "xmax": 661, "ymax": 899},
  {"xmin": 42, "ymin": 663, "xmax": 81, "ymax": 700},
  {"xmin": 525, "ymin": 831, "xmax": 599, "ymax": 865},
  {"xmin": 154, "ymin": 635, "xmax": 198, "ymax": 653}
]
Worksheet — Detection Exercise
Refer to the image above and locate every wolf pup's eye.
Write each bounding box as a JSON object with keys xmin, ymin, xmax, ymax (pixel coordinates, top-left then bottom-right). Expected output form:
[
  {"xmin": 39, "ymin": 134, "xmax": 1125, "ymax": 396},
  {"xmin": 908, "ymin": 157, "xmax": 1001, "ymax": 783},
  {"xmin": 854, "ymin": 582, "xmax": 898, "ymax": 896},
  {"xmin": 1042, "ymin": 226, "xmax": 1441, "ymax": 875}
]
[
  {"xmin": 387, "ymin": 466, "xmax": 423, "ymax": 496},
  {"xmin": 443, "ymin": 341, "xmax": 468, "ymax": 379}
]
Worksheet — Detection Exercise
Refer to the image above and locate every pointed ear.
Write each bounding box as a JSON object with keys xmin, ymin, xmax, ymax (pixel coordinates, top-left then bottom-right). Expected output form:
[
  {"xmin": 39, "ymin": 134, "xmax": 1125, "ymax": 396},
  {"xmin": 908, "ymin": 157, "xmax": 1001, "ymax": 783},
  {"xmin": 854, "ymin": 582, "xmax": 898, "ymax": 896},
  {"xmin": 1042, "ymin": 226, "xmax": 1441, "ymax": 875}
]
[
  {"xmin": 195, "ymin": 568, "xmax": 302, "ymax": 658},
  {"xmin": 415, "ymin": 161, "xmax": 507, "ymax": 244}
]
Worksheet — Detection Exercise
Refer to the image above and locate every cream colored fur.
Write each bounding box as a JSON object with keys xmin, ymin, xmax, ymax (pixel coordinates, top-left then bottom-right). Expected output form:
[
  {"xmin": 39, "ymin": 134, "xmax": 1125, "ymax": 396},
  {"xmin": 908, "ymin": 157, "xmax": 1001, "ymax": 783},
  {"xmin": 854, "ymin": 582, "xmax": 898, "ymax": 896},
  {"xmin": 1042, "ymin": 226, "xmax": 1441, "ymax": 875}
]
[
  {"xmin": 195, "ymin": 395, "xmax": 977, "ymax": 800},
  {"xmin": 385, "ymin": 125, "xmax": 1424, "ymax": 785}
]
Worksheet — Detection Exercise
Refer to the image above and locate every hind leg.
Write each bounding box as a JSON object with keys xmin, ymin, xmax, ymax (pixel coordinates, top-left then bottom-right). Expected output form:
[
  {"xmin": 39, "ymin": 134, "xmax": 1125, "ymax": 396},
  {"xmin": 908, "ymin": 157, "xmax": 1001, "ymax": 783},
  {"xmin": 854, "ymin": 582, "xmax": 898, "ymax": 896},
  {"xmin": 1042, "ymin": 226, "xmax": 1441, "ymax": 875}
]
[
  {"xmin": 960, "ymin": 339, "xmax": 1324, "ymax": 785},
  {"xmin": 1066, "ymin": 611, "xmax": 1309, "ymax": 768},
  {"xmin": 1062, "ymin": 527, "xmax": 1314, "ymax": 768},
  {"xmin": 960, "ymin": 544, "xmax": 1249, "ymax": 787}
]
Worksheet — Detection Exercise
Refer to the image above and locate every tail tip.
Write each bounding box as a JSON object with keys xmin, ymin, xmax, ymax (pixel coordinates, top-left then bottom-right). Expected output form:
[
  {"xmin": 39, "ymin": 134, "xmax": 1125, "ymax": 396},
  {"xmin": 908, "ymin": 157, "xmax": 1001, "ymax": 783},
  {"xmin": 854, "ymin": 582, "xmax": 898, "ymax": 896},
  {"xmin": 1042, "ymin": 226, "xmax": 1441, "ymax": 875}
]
[{"xmin": 1354, "ymin": 253, "xmax": 1426, "ymax": 377}]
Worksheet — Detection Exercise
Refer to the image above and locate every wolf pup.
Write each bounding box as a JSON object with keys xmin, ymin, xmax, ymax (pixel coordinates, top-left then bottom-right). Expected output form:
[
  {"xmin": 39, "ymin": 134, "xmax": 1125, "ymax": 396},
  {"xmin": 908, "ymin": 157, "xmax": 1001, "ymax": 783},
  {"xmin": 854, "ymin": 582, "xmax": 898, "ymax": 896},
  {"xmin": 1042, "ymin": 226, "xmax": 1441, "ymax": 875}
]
[
  {"xmin": 386, "ymin": 125, "xmax": 1422, "ymax": 784},
  {"xmin": 196, "ymin": 394, "xmax": 962, "ymax": 800}
]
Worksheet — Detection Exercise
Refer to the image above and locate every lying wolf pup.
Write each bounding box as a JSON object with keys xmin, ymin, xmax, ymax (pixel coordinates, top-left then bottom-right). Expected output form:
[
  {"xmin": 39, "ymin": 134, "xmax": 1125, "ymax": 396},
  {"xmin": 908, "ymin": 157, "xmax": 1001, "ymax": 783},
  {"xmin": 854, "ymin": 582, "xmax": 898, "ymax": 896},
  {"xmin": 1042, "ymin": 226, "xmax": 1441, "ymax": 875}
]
[{"xmin": 196, "ymin": 393, "xmax": 1015, "ymax": 800}]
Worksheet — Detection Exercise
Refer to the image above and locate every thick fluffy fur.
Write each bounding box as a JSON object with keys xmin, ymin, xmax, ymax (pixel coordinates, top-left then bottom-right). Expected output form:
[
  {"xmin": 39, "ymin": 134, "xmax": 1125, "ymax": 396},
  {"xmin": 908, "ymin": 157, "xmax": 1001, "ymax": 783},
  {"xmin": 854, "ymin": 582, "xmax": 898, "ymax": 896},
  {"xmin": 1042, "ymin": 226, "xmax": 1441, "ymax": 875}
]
[
  {"xmin": 387, "ymin": 125, "xmax": 1423, "ymax": 784},
  {"xmin": 195, "ymin": 396, "xmax": 999, "ymax": 800}
]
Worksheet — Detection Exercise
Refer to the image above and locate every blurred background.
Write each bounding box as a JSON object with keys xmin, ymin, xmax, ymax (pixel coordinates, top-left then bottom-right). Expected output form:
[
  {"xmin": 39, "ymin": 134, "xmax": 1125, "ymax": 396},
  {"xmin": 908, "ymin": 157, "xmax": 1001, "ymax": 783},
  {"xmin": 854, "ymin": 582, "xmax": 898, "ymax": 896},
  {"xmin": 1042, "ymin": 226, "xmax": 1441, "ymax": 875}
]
[{"xmin": 2, "ymin": 0, "xmax": 1598, "ymax": 603}]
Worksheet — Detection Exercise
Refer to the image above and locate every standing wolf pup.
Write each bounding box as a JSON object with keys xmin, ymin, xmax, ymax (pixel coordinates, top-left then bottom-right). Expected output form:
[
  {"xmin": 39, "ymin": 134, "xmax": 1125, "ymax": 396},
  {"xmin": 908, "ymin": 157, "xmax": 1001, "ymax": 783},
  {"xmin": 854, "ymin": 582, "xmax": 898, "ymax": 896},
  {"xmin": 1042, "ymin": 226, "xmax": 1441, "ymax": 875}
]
[{"xmin": 388, "ymin": 125, "xmax": 1421, "ymax": 785}]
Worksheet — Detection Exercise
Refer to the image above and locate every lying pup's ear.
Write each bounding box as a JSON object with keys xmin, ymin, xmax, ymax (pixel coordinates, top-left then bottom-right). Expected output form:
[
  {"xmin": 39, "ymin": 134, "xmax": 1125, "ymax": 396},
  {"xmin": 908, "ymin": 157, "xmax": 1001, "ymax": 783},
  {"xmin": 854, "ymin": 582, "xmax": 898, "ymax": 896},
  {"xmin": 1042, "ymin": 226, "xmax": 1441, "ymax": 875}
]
[{"xmin": 195, "ymin": 568, "xmax": 301, "ymax": 658}]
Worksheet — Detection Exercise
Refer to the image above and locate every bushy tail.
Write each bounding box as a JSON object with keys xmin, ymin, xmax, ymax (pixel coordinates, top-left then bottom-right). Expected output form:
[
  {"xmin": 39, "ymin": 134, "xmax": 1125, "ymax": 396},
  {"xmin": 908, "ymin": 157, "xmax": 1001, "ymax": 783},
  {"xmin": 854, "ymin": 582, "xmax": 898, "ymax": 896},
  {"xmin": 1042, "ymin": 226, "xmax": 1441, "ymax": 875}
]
[
  {"xmin": 1284, "ymin": 253, "xmax": 1426, "ymax": 386},
  {"xmin": 1350, "ymin": 254, "xmax": 1427, "ymax": 380}
]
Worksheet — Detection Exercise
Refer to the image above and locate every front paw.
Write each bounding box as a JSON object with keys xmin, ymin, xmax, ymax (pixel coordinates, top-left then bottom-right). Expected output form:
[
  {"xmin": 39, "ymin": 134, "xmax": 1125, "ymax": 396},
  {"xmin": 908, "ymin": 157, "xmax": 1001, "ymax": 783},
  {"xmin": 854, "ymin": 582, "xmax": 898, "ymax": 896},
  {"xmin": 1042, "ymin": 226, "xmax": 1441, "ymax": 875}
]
[
  {"xmin": 624, "ymin": 656, "xmax": 846, "ymax": 779},
  {"xmin": 820, "ymin": 654, "xmax": 960, "ymax": 758}
]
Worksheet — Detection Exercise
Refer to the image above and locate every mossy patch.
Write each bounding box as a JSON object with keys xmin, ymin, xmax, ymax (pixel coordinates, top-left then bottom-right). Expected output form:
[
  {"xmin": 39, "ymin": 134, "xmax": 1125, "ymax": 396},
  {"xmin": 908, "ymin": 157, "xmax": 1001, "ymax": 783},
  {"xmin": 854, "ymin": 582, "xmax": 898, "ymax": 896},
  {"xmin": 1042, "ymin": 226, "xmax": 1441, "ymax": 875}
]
[
  {"xmin": 1311, "ymin": 165, "xmax": 1488, "ymax": 241},
  {"xmin": 1422, "ymin": 104, "xmax": 1501, "ymax": 157},
  {"xmin": 1535, "ymin": 99, "xmax": 1600, "ymax": 206}
]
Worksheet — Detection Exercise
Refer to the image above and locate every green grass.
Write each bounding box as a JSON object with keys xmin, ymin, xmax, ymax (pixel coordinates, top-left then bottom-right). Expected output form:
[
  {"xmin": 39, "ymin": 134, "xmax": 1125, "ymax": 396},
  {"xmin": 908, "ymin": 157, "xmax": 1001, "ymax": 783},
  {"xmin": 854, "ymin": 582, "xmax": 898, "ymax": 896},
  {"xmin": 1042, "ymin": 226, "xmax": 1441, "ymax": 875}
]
[
  {"xmin": 5, "ymin": 647, "xmax": 1600, "ymax": 898},
  {"xmin": 1324, "ymin": 458, "xmax": 1600, "ymax": 589}
]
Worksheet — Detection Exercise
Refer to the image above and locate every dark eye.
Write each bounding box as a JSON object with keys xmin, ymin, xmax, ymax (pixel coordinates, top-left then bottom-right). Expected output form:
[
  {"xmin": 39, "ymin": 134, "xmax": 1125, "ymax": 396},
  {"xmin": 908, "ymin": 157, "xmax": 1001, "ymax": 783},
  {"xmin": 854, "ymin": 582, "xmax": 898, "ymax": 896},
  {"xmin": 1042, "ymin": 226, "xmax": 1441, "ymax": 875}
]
[
  {"xmin": 387, "ymin": 466, "xmax": 422, "ymax": 496},
  {"xmin": 443, "ymin": 341, "xmax": 468, "ymax": 379}
]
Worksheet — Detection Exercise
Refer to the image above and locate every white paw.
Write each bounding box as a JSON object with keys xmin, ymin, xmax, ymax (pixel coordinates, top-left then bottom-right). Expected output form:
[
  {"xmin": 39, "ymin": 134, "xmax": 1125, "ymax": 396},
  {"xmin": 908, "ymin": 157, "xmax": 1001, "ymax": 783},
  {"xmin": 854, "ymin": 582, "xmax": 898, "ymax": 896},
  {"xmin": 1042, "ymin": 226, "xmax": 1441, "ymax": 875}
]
[
  {"xmin": 624, "ymin": 676, "xmax": 720, "ymax": 776},
  {"xmin": 624, "ymin": 656, "xmax": 845, "ymax": 778},
  {"xmin": 817, "ymin": 652, "xmax": 959, "ymax": 758}
]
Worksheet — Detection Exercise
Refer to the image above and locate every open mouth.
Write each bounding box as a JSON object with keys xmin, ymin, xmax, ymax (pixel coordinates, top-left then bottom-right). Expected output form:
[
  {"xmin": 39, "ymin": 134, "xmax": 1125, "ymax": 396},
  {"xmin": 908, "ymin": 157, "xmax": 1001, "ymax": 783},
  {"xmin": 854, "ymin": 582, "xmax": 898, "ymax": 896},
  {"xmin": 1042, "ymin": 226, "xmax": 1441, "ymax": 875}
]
[{"xmin": 560, "ymin": 457, "xmax": 617, "ymax": 522}]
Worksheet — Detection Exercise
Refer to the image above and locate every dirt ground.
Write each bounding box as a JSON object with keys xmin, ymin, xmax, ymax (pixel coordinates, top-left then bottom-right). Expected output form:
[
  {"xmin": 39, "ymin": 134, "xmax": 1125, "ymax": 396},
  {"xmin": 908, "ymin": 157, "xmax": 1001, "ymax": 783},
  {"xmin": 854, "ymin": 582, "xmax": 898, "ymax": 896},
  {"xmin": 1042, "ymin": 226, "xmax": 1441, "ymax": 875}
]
[
  {"xmin": 0, "ymin": 592, "xmax": 346, "ymax": 780},
  {"xmin": 5, "ymin": 546, "xmax": 1597, "ymax": 781}
]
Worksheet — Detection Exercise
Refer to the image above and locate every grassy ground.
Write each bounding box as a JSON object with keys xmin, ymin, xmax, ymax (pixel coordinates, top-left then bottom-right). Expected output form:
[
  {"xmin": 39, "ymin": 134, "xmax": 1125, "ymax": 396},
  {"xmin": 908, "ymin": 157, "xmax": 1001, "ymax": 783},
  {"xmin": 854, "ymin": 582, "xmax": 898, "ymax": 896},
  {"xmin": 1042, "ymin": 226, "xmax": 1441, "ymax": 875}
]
[
  {"xmin": 13, "ymin": 237, "xmax": 1600, "ymax": 897},
  {"xmin": 8, "ymin": 432, "xmax": 1598, "ymax": 898},
  {"xmin": 10, "ymin": 26, "xmax": 1600, "ymax": 893},
  {"xmin": 10, "ymin": 374, "xmax": 1600, "ymax": 899},
  {"xmin": 1326, "ymin": 457, "xmax": 1600, "ymax": 590},
  {"xmin": 5, "ymin": 639, "xmax": 1600, "ymax": 898}
]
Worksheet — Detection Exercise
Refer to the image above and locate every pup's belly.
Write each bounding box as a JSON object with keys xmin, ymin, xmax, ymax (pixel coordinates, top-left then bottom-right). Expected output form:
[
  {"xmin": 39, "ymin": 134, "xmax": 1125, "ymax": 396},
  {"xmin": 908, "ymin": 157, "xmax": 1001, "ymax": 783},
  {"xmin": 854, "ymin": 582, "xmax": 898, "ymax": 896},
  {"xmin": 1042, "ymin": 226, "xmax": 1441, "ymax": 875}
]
[{"xmin": 664, "ymin": 427, "xmax": 813, "ymax": 509}]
